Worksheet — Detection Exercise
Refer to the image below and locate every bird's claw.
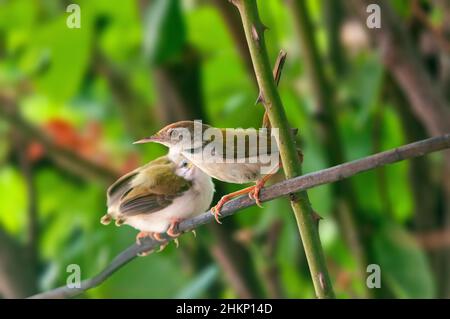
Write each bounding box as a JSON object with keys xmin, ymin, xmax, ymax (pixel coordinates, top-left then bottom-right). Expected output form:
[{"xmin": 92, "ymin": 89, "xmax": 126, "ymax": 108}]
[
  {"xmin": 211, "ymin": 205, "xmax": 223, "ymax": 224},
  {"xmin": 136, "ymin": 231, "xmax": 150, "ymax": 245},
  {"xmin": 137, "ymin": 249, "xmax": 155, "ymax": 257},
  {"xmin": 167, "ymin": 227, "xmax": 181, "ymax": 238},
  {"xmin": 249, "ymin": 185, "xmax": 263, "ymax": 208},
  {"xmin": 166, "ymin": 218, "xmax": 182, "ymax": 238},
  {"xmin": 136, "ymin": 231, "xmax": 168, "ymax": 256},
  {"xmin": 136, "ymin": 231, "xmax": 165, "ymax": 245},
  {"xmin": 157, "ymin": 242, "xmax": 168, "ymax": 252}
]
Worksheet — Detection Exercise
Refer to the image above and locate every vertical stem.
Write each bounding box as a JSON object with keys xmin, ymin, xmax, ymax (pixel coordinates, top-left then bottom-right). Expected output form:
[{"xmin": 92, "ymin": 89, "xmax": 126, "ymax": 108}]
[
  {"xmin": 231, "ymin": 0, "xmax": 335, "ymax": 298},
  {"xmin": 323, "ymin": 0, "xmax": 347, "ymax": 76}
]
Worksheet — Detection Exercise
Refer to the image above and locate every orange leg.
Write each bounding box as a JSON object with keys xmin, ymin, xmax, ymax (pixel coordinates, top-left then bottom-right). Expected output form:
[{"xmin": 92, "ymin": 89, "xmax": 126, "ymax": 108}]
[
  {"xmin": 248, "ymin": 162, "xmax": 282, "ymax": 206},
  {"xmin": 211, "ymin": 186, "xmax": 256, "ymax": 224},
  {"xmin": 167, "ymin": 218, "xmax": 183, "ymax": 238},
  {"xmin": 136, "ymin": 231, "xmax": 167, "ymax": 256},
  {"xmin": 248, "ymin": 172, "xmax": 276, "ymax": 207}
]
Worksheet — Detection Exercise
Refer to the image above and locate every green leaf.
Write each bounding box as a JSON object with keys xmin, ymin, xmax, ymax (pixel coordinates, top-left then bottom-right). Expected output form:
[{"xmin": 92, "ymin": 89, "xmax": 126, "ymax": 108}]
[
  {"xmin": 143, "ymin": 0, "xmax": 186, "ymax": 65},
  {"xmin": 0, "ymin": 166, "xmax": 26, "ymax": 234},
  {"xmin": 372, "ymin": 224, "xmax": 435, "ymax": 298},
  {"xmin": 19, "ymin": 15, "xmax": 92, "ymax": 102}
]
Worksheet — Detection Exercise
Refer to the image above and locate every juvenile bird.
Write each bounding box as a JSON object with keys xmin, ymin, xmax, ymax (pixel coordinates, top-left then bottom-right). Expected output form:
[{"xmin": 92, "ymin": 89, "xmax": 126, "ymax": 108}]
[
  {"xmin": 101, "ymin": 152, "xmax": 215, "ymax": 250},
  {"xmin": 134, "ymin": 121, "xmax": 300, "ymax": 223}
]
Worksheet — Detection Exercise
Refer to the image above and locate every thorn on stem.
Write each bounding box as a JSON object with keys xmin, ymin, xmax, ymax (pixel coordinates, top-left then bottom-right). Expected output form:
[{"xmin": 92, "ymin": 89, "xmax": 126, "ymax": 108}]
[
  {"xmin": 255, "ymin": 92, "xmax": 264, "ymax": 105},
  {"xmin": 251, "ymin": 24, "xmax": 260, "ymax": 43},
  {"xmin": 318, "ymin": 272, "xmax": 326, "ymax": 291},
  {"xmin": 260, "ymin": 23, "xmax": 269, "ymax": 32},
  {"xmin": 312, "ymin": 211, "xmax": 323, "ymax": 224}
]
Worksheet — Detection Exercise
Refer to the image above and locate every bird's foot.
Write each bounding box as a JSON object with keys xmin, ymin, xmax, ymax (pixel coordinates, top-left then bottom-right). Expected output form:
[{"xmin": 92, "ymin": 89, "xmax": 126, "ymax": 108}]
[
  {"xmin": 167, "ymin": 218, "xmax": 183, "ymax": 238},
  {"xmin": 100, "ymin": 214, "xmax": 112, "ymax": 225},
  {"xmin": 157, "ymin": 242, "xmax": 169, "ymax": 252},
  {"xmin": 248, "ymin": 186, "xmax": 263, "ymax": 208},
  {"xmin": 136, "ymin": 231, "xmax": 165, "ymax": 245},
  {"xmin": 137, "ymin": 250, "xmax": 154, "ymax": 257},
  {"xmin": 136, "ymin": 231, "xmax": 166, "ymax": 256},
  {"xmin": 248, "ymin": 179, "xmax": 268, "ymax": 208},
  {"xmin": 211, "ymin": 200, "xmax": 226, "ymax": 224},
  {"xmin": 211, "ymin": 186, "xmax": 257, "ymax": 224},
  {"xmin": 136, "ymin": 231, "xmax": 151, "ymax": 245},
  {"xmin": 248, "ymin": 170, "xmax": 278, "ymax": 207}
]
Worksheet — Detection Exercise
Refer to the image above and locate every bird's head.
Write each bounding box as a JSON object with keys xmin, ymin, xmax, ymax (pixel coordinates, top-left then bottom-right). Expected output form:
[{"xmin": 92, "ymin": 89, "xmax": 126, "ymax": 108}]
[
  {"xmin": 134, "ymin": 120, "xmax": 211, "ymax": 151},
  {"xmin": 172, "ymin": 154, "xmax": 197, "ymax": 181}
]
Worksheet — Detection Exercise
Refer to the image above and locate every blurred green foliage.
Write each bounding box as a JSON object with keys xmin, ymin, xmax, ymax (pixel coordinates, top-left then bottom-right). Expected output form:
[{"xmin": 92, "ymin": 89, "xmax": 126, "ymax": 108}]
[{"xmin": 0, "ymin": 0, "xmax": 446, "ymax": 299}]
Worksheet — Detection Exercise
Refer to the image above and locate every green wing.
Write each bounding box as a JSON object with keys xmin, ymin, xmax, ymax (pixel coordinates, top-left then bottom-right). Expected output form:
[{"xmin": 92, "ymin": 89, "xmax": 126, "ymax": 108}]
[{"xmin": 118, "ymin": 163, "xmax": 191, "ymax": 217}]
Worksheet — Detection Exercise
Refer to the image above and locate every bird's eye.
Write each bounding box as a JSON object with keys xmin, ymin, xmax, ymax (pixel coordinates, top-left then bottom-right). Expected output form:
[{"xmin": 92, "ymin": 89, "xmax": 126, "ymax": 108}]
[
  {"xmin": 169, "ymin": 129, "xmax": 179, "ymax": 139},
  {"xmin": 180, "ymin": 160, "xmax": 189, "ymax": 168}
]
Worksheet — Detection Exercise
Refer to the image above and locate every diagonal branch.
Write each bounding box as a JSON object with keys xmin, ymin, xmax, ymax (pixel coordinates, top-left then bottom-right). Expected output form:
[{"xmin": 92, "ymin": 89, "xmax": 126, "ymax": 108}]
[{"xmin": 28, "ymin": 134, "xmax": 450, "ymax": 299}]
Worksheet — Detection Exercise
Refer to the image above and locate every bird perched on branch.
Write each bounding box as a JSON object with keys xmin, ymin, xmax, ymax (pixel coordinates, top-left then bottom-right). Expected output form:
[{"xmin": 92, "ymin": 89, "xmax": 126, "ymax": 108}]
[
  {"xmin": 101, "ymin": 152, "xmax": 214, "ymax": 252},
  {"xmin": 134, "ymin": 120, "xmax": 301, "ymax": 223}
]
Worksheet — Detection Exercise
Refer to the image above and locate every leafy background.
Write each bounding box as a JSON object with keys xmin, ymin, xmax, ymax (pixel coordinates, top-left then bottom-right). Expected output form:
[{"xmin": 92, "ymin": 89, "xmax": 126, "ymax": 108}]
[{"xmin": 0, "ymin": 0, "xmax": 448, "ymax": 298}]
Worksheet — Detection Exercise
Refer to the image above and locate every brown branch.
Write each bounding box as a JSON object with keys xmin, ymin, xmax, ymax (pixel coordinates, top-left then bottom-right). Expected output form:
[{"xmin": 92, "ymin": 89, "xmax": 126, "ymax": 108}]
[
  {"xmin": 28, "ymin": 134, "xmax": 450, "ymax": 299},
  {"xmin": 416, "ymin": 228, "xmax": 450, "ymax": 250}
]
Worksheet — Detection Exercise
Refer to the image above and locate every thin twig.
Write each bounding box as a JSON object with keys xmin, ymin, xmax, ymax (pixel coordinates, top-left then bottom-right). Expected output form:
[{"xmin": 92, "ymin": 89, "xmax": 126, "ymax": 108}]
[
  {"xmin": 256, "ymin": 50, "xmax": 287, "ymax": 106},
  {"xmin": 28, "ymin": 133, "xmax": 450, "ymax": 299}
]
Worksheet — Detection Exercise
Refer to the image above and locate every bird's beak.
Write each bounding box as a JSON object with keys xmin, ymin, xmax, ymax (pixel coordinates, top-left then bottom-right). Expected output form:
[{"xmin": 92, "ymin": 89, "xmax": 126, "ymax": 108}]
[{"xmin": 133, "ymin": 135, "xmax": 161, "ymax": 144}]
